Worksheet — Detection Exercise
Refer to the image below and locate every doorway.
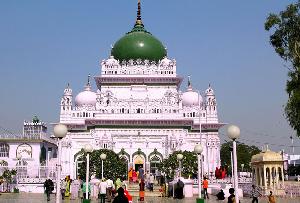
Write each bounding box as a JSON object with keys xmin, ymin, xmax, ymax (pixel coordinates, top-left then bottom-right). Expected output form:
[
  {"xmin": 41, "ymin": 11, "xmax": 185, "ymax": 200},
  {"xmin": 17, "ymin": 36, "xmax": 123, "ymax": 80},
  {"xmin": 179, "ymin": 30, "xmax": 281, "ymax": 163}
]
[{"xmin": 135, "ymin": 164, "xmax": 143, "ymax": 171}]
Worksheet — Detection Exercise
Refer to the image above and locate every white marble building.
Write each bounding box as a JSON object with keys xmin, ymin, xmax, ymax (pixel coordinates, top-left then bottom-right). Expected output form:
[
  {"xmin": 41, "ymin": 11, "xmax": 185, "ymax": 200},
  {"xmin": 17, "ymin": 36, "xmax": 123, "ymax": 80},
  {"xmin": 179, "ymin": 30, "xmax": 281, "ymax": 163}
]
[{"xmin": 58, "ymin": 2, "xmax": 225, "ymax": 179}]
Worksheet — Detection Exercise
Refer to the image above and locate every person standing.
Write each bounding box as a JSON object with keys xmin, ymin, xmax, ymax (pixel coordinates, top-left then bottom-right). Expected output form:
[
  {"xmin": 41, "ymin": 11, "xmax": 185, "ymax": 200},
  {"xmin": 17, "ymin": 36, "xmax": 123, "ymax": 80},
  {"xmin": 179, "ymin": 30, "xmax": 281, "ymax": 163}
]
[
  {"xmin": 228, "ymin": 188, "xmax": 235, "ymax": 203},
  {"xmin": 139, "ymin": 179, "xmax": 145, "ymax": 201},
  {"xmin": 175, "ymin": 179, "xmax": 184, "ymax": 199},
  {"xmin": 44, "ymin": 179, "xmax": 54, "ymax": 202},
  {"xmin": 90, "ymin": 175, "xmax": 100, "ymax": 200},
  {"xmin": 145, "ymin": 171, "xmax": 150, "ymax": 189},
  {"xmin": 61, "ymin": 178, "xmax": 67, "ymax": 200},
  {"xmin": 202, "ymin": 177, "xmax": 209, "ymax": 199},
  {"xmin": 70, "ymin": 176, "xmax": 81, "ymax": 200},
  {"xmin": 128, "ymin": 168, "xmax": 133, "ymax": 183},
  {"xmin": 112, "ymin": 187, "xmax": 129, "ymax": 203},
  {"xmin": 155, "ymin": 169, "xmax": 161, "ymax": 185},
  {"xmin": 99, "ymin": 178, "xmax": 108, "ymax": 203},
  {"xmin": 106, "ymin": 177, "xmax": 114, "ymax": 202},
  {"xmin": 132, "ymin": 170, "xmax": 137, "ymax": 183},
  {"xmin": 149, "ymin": 173, "xmax": 154, "ymax": 192},
  {"xmin": 115, "ymin": 177, "xmax": 122, "ymax": 191},
  {"xmin": 138, "ymin": 166, "xmax": 144, "ymax": 181},
  {"xmin": 65, "ymin": 175, "xmax": 71, "ymax": 197},
  {"xmin": 268, "ymin": 191, "xmax": 276, "ymax": 203},
  {"xmin": 82, "ymin": 180, "xmax": 91, "ymax": 200},
  {"xmin": 251, "ymin": 184, "xmax": 261, "ymax": 203}
]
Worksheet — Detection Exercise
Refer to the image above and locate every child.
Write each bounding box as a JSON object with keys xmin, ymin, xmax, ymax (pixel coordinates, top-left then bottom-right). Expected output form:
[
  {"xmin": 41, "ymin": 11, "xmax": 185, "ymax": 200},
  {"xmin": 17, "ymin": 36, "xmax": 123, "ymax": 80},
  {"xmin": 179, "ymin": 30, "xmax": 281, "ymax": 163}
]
[{"xmin": 268, "ymin": 191, "xmax": 276, "ymax": 203}]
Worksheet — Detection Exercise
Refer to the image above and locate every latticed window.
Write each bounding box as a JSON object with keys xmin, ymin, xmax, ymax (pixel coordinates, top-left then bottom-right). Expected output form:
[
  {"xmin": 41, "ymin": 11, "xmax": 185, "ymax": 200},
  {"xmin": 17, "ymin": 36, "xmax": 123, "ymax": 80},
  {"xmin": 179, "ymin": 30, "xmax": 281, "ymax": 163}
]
[
  {"xmin": 0, "ymin": 143, "xmax": 9, "ymax": 157},
  {"xmin": 150, "ymin": 155, "xmax": 161, "ymax": 174}
]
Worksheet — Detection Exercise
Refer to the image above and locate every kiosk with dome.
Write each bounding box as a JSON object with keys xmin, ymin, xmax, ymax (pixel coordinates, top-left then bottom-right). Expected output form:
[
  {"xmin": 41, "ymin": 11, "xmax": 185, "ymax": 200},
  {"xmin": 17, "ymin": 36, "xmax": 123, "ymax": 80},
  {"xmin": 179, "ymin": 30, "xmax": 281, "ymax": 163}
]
[{"xmin": 58, "ymin": 0, "xmax": 225, "ymax": 179}]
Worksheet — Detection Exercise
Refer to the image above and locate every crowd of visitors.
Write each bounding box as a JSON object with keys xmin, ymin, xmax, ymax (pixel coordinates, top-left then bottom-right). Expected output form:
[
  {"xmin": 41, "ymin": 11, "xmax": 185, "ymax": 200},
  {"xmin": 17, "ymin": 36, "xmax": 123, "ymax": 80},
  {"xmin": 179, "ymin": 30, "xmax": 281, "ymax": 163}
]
[
  {"xmin": 43, "ymin": 175, "xmax": 131, "ymax": 202},
  {"xmin": 43, "ymin": 169, "xmax": 276, "ymax": 203}
]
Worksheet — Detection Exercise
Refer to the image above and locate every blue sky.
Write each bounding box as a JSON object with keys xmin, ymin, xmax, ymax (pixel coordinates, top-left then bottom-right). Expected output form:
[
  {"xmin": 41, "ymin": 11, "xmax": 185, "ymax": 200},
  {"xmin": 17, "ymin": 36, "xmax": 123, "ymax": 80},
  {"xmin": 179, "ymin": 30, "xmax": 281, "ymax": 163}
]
[{"xmin": 0, "ymin": 0, "xmax": 299, "ymax": 153}]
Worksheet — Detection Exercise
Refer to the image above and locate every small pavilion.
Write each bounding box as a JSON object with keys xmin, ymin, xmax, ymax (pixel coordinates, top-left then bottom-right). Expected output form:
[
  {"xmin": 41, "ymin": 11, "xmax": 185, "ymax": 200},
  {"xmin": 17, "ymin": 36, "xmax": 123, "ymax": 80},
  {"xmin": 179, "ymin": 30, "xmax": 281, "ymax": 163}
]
[{"xmin": 251, "ymin": 147, "xmax": 285, "ymax": 195}]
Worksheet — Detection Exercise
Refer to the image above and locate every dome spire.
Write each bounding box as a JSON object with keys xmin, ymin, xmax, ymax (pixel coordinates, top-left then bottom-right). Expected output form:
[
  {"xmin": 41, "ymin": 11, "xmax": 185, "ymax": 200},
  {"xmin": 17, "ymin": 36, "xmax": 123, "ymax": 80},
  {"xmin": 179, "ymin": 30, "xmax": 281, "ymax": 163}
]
[
  {"xmin": 87, "ymin": 74, "xmax": 91, "ymax": 86},
  {"xmin": 84, "ymin": 74, "xmax": 92, "ymax": 91},
  {"xmin": 135, "ymin": 0, "xmax": 144, "ymax": 27}
]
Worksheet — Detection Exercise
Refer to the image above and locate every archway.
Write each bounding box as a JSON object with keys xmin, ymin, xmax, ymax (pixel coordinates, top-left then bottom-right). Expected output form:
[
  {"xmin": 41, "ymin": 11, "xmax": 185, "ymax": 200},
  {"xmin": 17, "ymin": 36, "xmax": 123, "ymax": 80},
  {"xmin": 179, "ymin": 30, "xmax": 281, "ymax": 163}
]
[
  {"xmin": 149, "ymin": 155, "xmax": 161, "ymax": 174},
  {"xmin": 133, "ymin": 154, "xmax": 144, "ymax": 171}
]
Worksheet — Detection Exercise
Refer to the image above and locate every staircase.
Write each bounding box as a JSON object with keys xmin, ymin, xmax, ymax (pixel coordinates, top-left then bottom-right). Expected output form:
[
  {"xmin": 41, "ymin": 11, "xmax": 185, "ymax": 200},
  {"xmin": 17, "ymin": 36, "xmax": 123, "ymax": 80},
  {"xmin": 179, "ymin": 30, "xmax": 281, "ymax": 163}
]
[{"xmin": 127, "ymin": 182, "xmax": 162, "ymax": 197}]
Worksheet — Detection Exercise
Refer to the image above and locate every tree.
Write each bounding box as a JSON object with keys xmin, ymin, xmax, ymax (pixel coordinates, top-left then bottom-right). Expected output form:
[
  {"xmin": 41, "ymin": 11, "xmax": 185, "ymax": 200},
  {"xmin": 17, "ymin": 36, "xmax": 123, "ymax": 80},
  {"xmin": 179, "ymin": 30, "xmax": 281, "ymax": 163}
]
[
  {"xmin": 159, "ymin": 150, "xmax": 198, "ymax": 179},
  {"xmin": 78, "ymin": 149, "xmax": 127, "ymax": 181},
  {"xmin": 265, "ymin": 1, "xmax": 300, "ymax": 136},
  {"xmin": 220, "ymin": 141, "xmax": 260, "ymax": 173}
]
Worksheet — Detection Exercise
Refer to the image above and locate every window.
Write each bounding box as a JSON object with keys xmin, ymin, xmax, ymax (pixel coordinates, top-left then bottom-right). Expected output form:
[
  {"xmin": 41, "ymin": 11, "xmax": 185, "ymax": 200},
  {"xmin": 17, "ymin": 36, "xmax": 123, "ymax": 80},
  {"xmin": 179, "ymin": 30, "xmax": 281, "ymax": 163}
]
[
  {"xmin": 0, "ymin": 143, "xmax": 9, "ymax": 157},
  {"xmin": 103, "ymin": 143, "xmax": 108, "ymax": 149},
  {"xmin": 150, "ymin": 155, "xmax": 161, "ymax": 174}
]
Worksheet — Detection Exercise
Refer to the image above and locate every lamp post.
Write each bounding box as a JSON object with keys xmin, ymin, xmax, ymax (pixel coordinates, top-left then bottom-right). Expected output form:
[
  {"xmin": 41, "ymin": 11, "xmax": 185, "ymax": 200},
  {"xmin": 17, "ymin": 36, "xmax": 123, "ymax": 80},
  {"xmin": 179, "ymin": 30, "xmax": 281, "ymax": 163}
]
[
  {"xmin": 194, "ymin": 144, "xmax": 203, "ymax": 202},
  {"xmin": 227, "ymin": 125, "xmax": 240, "ymax": 203},
  {"xmin": 100, "ymin": 153, "xmax": 107, "ymax": 179},
  {"xmin": 177, "ymin": 153, "xmax": 183, "ymax": 177},
  {"xmin": 230, "ymin": 147, "xmax": 234, "ymax": 187},
  {"xmin": 84, "ymin": 144, "xmax": 93, "ymax": 200},
  {"xmin": 53, "ymin": 124, "xmax": 68, "ymax": 203}
]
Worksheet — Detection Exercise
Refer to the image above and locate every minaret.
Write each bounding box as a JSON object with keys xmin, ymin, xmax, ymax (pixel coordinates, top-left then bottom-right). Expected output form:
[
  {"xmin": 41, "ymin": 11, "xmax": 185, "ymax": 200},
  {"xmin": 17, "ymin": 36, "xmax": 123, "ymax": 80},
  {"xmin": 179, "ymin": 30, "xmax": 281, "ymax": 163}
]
[
  {"xmin": 60, "ymin": 83, "xmax": 73, "ymax": 113},
  {"xmin": 205, "ymin": 84, "xmax": 218, "ymax": 122}
]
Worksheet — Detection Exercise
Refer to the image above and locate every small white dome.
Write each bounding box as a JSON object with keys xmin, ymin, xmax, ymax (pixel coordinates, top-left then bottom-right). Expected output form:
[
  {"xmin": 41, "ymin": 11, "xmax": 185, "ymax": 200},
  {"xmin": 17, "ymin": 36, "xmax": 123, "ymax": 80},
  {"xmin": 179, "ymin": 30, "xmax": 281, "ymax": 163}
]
[
  {"xmin": 75, "ymin": 88, "xmax": 97, "ymax": 106},
  {"xmin": 182, "ymin": 87, "xmax": 202, "ymax": 106},
  {"xmin": 159, "ymin": 57, "xmax": 173, "ymax": 68},
  {"xmin": 106, "ymin": 56, "xmax": 119, "ymax": 66}
]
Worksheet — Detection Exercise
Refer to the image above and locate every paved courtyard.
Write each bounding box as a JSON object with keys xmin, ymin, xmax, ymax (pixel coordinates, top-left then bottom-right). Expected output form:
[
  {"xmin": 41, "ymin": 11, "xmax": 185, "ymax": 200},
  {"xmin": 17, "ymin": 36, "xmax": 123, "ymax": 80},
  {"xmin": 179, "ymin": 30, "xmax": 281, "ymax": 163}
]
[{"xmin": 0, "ymin": 193, "xmax": 300, "ymax": 203}]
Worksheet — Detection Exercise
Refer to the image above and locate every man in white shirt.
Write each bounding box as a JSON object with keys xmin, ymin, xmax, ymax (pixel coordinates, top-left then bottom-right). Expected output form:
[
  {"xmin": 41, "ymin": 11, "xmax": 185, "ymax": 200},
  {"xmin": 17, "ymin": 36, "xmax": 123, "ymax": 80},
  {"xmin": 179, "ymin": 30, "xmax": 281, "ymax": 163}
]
[
  {"xmin": 99, "ymin": 178, "xmax": 108, "ymax": 203},
  {"xmin": 149, "ymin": 173, "xmax": 154, "ymax": 192},
  {"xmin": 106, "ymin": 177, "xmax": 114, "ymax": 202}
]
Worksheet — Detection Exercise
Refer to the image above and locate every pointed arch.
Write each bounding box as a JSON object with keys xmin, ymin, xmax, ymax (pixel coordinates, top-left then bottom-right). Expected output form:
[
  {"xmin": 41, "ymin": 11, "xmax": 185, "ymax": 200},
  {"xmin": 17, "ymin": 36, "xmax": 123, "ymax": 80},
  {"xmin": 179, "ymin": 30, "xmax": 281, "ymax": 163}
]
[
  {"xmin": 74, "ymin": 149, "xmax": 85, "ymax": 162},
  {"xmin": 148, "ymin": 148, "xmax": 163, "ymax": 161},
  {"xmin": 117, "ymin": 148, "xmax": 130, "ymax": 160},
  {"xmin": 132, "ymin": 148, "xmax": 146, "ymax": 162}
]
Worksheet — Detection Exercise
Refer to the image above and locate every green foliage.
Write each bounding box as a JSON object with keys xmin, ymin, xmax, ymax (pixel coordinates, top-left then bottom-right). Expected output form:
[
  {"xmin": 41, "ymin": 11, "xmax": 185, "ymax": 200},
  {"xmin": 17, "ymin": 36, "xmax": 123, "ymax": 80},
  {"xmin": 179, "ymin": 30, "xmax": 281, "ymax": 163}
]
[
  {"xmin": 13, "ymin": 188, "xmax": 19, "ymax": 193},
  {"xmin": 158, "ymin": 150, "xmax": 197, "ymax": 179},
  {"xmin": 2, "ymin": 169, "xmax": 17, "ymax": 183},
  {"xmin": 265, "ymin": 1, "xmax": 300, "ymax": 136},
  {"xmin": 220, "ymin": 141, "xmax": 260, "ymax": 172},
  {"xmin": 78, "ymin": 149, "xmax": 127, "ymax": 181}
]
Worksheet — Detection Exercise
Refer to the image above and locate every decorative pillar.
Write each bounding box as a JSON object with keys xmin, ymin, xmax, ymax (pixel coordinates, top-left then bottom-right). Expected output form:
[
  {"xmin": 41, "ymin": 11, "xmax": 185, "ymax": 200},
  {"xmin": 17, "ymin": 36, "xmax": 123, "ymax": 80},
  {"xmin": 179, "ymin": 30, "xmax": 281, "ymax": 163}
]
[
  {"xmin": 281, "ymin": 167, "xmax": 285, "ymax": 187},
  {"xmin": 263, "ymin": 166, "xmax": 267, "ymax": 189},
  {"xmin": 259, "ymin": 167, "xmax": 264, "ymax": 186}
]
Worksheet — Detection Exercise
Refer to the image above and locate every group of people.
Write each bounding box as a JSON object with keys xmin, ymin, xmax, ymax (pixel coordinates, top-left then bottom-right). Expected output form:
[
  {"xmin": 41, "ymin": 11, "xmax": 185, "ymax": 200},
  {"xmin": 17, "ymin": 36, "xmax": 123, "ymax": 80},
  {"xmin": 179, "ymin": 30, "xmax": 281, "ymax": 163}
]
[
  {"xmin": 44, "ymin": 175, "xmax": 131, "ymax": 203},
  {"xmin": 216, "ymin": 185, "xmax": 276, "ymax": 203}
]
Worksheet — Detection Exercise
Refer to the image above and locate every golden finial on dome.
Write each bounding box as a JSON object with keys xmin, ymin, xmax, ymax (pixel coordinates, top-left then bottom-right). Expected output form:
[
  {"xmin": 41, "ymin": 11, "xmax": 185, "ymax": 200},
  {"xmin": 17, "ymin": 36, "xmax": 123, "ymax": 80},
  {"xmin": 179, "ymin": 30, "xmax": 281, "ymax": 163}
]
[{"xmin": 135, "ymin": 0, "xmax": 143, "ymax": 26}]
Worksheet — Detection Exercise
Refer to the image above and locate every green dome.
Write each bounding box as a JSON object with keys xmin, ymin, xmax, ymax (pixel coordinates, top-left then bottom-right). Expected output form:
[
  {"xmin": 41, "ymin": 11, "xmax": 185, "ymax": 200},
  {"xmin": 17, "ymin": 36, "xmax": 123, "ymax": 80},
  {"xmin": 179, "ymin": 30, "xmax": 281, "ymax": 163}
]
[{"xmin": 111, "ymin": 24, "xmax": 167, "ymax": 62}]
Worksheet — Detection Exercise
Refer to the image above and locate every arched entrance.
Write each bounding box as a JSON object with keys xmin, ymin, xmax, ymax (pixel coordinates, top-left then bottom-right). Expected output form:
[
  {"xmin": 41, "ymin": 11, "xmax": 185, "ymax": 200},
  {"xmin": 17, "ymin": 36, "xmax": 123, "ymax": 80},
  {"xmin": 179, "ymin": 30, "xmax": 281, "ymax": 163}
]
[{"xmin": 133, "ymin": 154, "xmax": 144, "ymax": 171}]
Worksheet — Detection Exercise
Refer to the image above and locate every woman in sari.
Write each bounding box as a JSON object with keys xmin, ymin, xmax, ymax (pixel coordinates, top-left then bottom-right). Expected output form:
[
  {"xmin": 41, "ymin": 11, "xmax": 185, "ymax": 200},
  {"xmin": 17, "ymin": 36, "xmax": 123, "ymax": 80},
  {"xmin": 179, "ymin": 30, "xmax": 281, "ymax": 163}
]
[
  {"xmin": 115, "ymin": 178, "xmax": 122, "ymax": 191},
  {"xmin": 64, "ymin": 176, "xmax": 71, "ymax": 197}
]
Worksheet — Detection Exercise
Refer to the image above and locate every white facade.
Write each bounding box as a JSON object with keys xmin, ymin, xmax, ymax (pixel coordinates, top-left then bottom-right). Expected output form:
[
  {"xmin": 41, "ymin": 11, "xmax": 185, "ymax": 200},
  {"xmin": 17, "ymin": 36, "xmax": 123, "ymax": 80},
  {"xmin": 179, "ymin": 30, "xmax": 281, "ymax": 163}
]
[
  {"xmin": 57, "ymin": 2, "xmax": 224, "ymax": 179},
  {"xmin": 59, "ymin": 55, "xmax": 224, "ymax": 179}
]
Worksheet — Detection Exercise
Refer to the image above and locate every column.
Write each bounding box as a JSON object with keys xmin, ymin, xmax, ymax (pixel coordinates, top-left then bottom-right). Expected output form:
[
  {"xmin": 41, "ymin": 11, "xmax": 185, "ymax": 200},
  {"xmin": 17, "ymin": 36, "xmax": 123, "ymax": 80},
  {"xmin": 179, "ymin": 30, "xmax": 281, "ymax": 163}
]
[
  {"xmin": 263, "ymin": 166, "xmax": 267, "ymax": 189},
  {"xmin": 259, "ymin": 167, "xmax": 263, "ymax": 188},
  {"xmin": 276, "ymin": 166, "xmax": 279, "ymax": 189},
  {"xmin": 281, "ymin": 167, "xmax": 285, "ymax": 187}
]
